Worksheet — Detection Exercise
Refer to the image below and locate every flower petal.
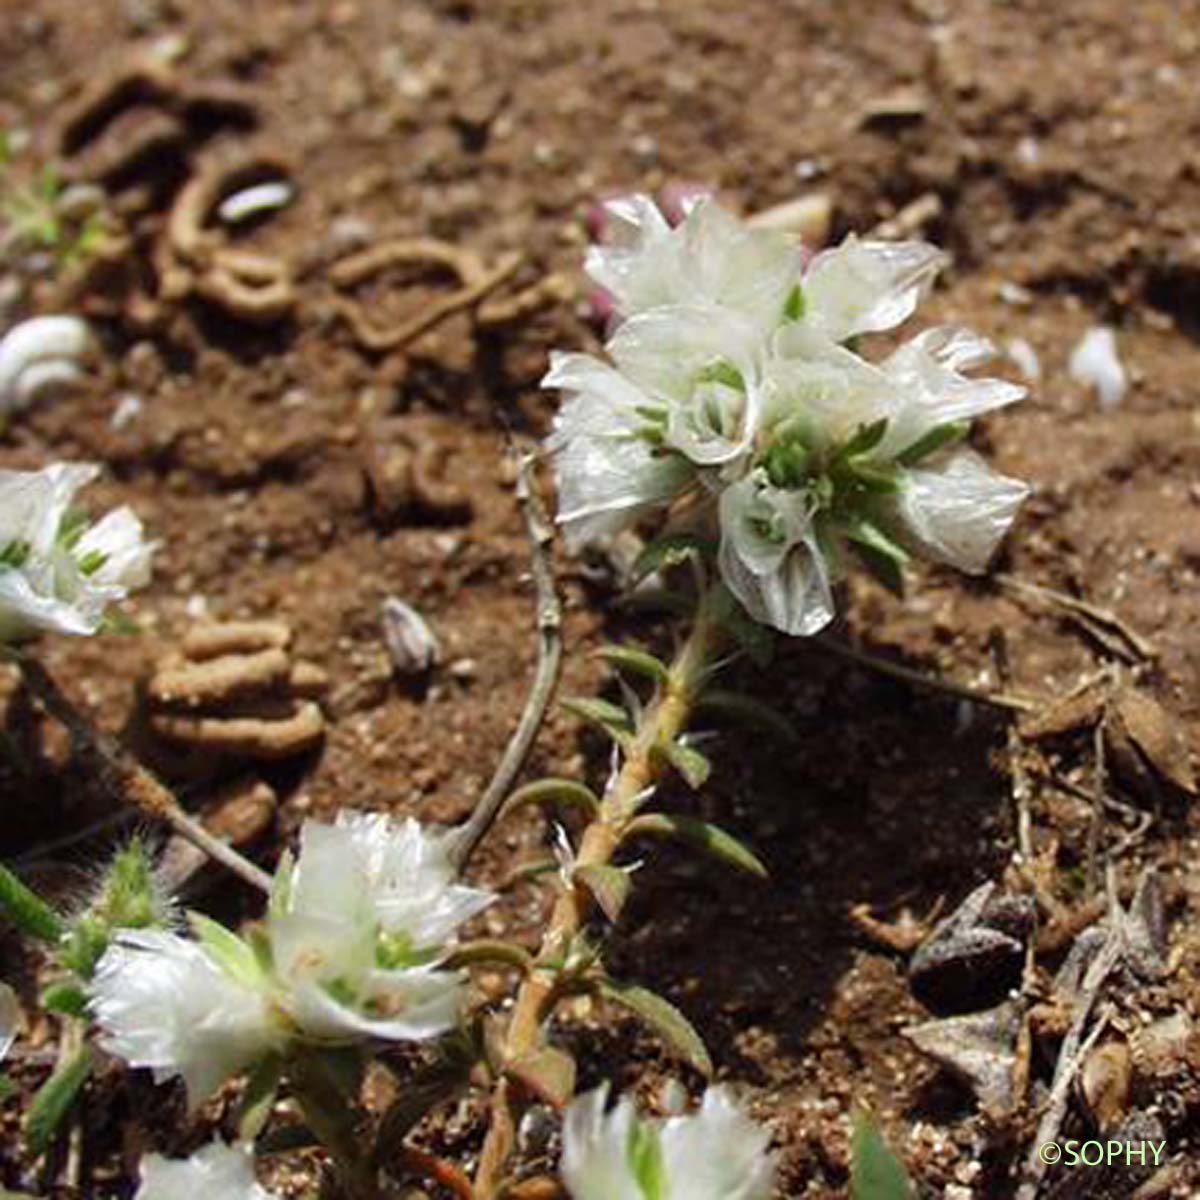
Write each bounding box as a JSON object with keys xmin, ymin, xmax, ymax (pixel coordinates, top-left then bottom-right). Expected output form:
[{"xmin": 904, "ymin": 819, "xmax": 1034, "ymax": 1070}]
[
  {"xmin": 660, "ymin": 1087, "xmax": 775, "ymax": 1200},
  {"xmin": 560, "ymin": 1084, "xmax": 644, "ymax": 1200}
]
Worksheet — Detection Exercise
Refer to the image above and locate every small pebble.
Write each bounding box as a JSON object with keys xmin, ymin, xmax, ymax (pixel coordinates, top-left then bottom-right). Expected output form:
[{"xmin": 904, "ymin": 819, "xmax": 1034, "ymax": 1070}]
[
  {"xmin": 217, "ymin": 181, "xmax": 295, "ymax": 225},
  {"xmin": 1069, "ymin": 325, "xmax": 1127, "ymax": 409},
  {"xmin": 1006, "ymin": 337, "xmax": 1041, "ymax": 381},
  {"xmin": 380, "ymin": 596, "xmax": 439, "ymax": 675}
]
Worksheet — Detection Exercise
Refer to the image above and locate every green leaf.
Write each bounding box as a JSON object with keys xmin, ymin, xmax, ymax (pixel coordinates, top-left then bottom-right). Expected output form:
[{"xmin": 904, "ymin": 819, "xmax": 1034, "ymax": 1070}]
[
  {"xmin": 575, "ymin": 864, "xmax": 632, "ymax": 923},
  {"xmin": 850, "ymin": 1109, "xmax": 915, "ymax": 1200},
  {"xmin": 507, "ymin": 1044, "xmax": 577, "ymax": 1109},
  {"xmin": 24, "ymin": 1043, "xmax": 92, "ymax": 1155},
  {"xmin": 237, "ymin": 1054, "xmax": 282, "ymax": 1141},
  {"xmin": 0, "ymin": 865, "xmax": 63, "ymax": 943},
  {"xmin": 561, "ymin": 697, "xmax": 634, "ymax": 747},
  {"xmin": 695, "ymin": 689, "xmax": 797, "ymax": 743},
  {"xmin": 187, "ymin": 912, "xmax": 264, "ymax": 988},
  {"xmin": 501, "ymin": 778, "xmax": 601, "ymax": 821},
  {"xmin": 624, "ymin": 813, "xmax": 767, "ymax": 879},
  {"xmin": 629, "ymin": 533, "xmax": 715, "ymax": 588},
  {"xmin": 839, "ymin": 417, "xmax": 890, "ymax": 460},
  {"xmin": 442, "ymin": 940, "xmax": 533, "ymax": 973},
  {"xmin": 40, "ymin": 982, "xmax": 87, "ymax": 1017},
  {"xmin": 896, "ymin": 419, "xmax": 970, "ymax": 467},
  {"xmin": 595, "ymin": 644, "xmax": 670, "ymax": 685},
  {"xmin": 653, "ymin": 739, "xmax": 711, "ymax": 790},
  {"xmin": 596, "ymin": 980, "xmax": 712, "ymax": 1078}
]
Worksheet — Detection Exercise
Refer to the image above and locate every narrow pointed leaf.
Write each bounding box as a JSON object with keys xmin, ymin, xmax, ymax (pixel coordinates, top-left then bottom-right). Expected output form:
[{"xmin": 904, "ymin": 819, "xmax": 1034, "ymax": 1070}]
[
  {"xmin": 443, "ymin": 940, "xmax": 533, "ymax": 973},
  {"xmin": 24, "ymin": 1044, "xmax": 92, "ymax": 1155},
  {"xmin": 597, "ymin": 980, "xmax": 712, "ymax": 1078},
  {"xmin": 629, "ymin": 533, "xmax": 715, "ymax": 587},
  {"xmin": 0, "ymin": 865, "xmax": 63, "ymax": 943},
  {"xmin": 575, "ymin": 864, "xmax": 632, "ymax": 923},
  {"xmin": 502, "ymin": 778, "xmax": 600, "ymax": 820},
  {"xmin": 500, "ymin": 857, "xmax": 559, "ymax": 890},
  {"xmin": 507, "ymin": 1045, "xmax": 577, "ymax": 1109},
  {"xmin": 595, "ymin": 645, "xmax": 670, "ymax": 685},
  {"xmin": 561, "ymin": 697, "xmax": 634, "ymax": 747},
  {"xmin": 695, "ymin": 690, "xmax": 797, "ymax": 743},
  {"xmin": 624, "ymin": 814, "xmax": 767, "ymax": 879},
  {"xmin": 850, "ymin": 1109, "xmax": 915, "ymax": 1200},
  {"xmin": 237, "ymin": 1054, "xmax": 282, "ymax": 1142},
  {"xmin": 654, "ymin": 739, "xmax": 711, "ymax": 790}
]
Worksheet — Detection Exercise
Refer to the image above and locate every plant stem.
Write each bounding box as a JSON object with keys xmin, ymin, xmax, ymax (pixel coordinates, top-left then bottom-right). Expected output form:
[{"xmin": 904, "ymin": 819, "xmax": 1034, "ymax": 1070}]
[
  {"xmin": 472, "ymin": 586, "xmax": 724, "ymax": 1198},
  {"xmin": 289, "ymin": 1053, "xmax": 378, "ymax": 1200}
]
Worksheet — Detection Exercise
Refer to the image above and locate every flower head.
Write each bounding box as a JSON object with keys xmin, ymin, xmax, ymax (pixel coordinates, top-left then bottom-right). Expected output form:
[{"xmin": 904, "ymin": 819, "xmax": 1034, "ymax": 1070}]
[
  {"xmin": 0, "ymin": 462, "xmax": 154, "ymax": 643},
  {"xmin": 90, "ymin": 929, "xmax": 280, "ymax": 1108},
  {"xmin": 561, "ymin": 1084, "xmax": 775, "ymax": 1200},
  {"xmin": 545, "ymin": 198, "xmax": 1030, "ymax": 636},
  {"xmin": 136, "ymin": 1141, "xmax": 275, "ymax": 1200}
]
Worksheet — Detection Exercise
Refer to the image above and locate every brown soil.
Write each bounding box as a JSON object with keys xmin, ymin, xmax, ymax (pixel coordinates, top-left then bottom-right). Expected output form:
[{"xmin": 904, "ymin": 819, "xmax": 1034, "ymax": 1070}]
[{"xmin": 2, "ymin": 0, "xmax": 1200, "ymax": 1196}]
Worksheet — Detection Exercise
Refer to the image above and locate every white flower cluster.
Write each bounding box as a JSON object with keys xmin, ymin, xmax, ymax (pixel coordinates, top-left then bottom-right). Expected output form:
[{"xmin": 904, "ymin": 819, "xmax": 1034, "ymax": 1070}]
[
  {"xmin": 546, "ymin": 197, "xmax": 1029, "ymax": 635},
  {"xmin": 90, "ymin": 811, "xmax": 493, "ymax": 1106},
  {"xmin": 561, "ymin": 1084, "xmax": 774, "ymax": 1200},
  {"xmin": 0, "ymin": 462, "xmax": 154, "ymax": 643}
]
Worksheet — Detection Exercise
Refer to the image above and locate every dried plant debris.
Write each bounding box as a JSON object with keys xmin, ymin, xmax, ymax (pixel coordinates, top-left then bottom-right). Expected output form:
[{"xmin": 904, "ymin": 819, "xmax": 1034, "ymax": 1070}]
[
  {"xmin": 908, "ymin": 882, "xmax": 1034, "ymax": 1014},
  {"xmin": 1077, "ymin": 1038, "xmax": 1132, "ymax": 1132},
  {"xmin": 904, "ymin": 1001, "xmax": 1022, "ymax": 1116},
  {"xmin": 361, "ymin": 414, "xmax": 473, "ymax": 527},
  {"xmin": 142, "ymin": 619, "xmax": 327, "ymax": 773},
  {"xmin": 1102, "ymin": 685, "xmax": 1197, "ymax": 805},
  {"xmin": 381, "ymin": 597, "xmax": 440, "ymax": 677}
]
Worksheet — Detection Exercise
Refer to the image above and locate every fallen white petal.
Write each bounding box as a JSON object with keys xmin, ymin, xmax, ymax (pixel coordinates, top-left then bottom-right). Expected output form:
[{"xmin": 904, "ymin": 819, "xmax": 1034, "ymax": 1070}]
[{"xmin": 1068, "ymin": 326, "xmax": 1126, "ymax": 410}]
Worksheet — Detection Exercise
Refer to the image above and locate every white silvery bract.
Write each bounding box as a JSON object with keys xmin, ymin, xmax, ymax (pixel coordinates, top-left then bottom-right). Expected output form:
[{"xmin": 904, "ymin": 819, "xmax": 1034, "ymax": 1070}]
[
  {"xmin": 545, "ymin": 196, "xmax": 1031, "ymax": 636},
  {"xmin": 0, "ymin": 315, "xmax": 92, "ymax": 416},
  {"xmin": 90, "ymin": 930, "xmax": 281, "ymax": 1108},
  {"xmin": 0, "ymin": 462, "xmax": 155, "ymax": 643},
  {"xmin": 267, "ymin": 811, "xmax": 493, "ymax": 1042},
  {"xmin": 561, "ymin": 1084, "xmax": 775, "ymax": 1200},
  {"xmin": 0, "ymin": 980, "xmax": 18, "ymax": 1061},
  {"xmin": 136, "ymin": 1141, "xmax": 276, "ymax": 1200}
]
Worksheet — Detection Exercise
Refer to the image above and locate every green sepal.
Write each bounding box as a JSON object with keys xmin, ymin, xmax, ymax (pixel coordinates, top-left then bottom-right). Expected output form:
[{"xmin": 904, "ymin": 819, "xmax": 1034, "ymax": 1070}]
[
  {"xmin": 782, "ymin": 283, "xmax": 806, "ymax": 321},
  {"xmin": 507, "ymin": 1044, "xmax": 577, "ymax": 1109},
  {"xmin": 40, "ymin": 982, "xmax": 88, "ymax": 1018},
  {"xmin": 24, "ymin": 1043, "xmax": 92, "ymax": 1156},
  {"xmin": 896, "ymin": 419, "xmax": 970, "ymax": 467},
  {"xmin": 0, "ymin": 864, "xmax": 63, "ymax": 944},
  {"xmin": 844, "ymin": 518, "xmax": 910, "ymax": 596},
  {"xmin": 652, "ymin": 739, "xmax": 712, "ymax": 790},
  {"xmin": 442, "ymin": 940, "xmax": 534, "ymax": 973},
  {"xmin": 561, "ymin": 697, "xmax": 634, "ymax": 748},
  {"xmin": 575, "ymin": 863, "xmax": 632, "ymax": 923},
  {"xmin": 187, "ymin": 912, "xmax": 264, "ymax": 988},
  {"xmin": 596, "ymin": 979, "xmax": 712, "ymax": 1078},
  {"xmin": 838, "ymin": 417, "xmax": 890, "ymax": 460},
  {"xmin": 850, "ymin": 1108, "xmax": 916, "ymax": 1200},
  {"xmin": 629, "ymin": 533, "xmax": 715, "ymax": 588},
  {"xmin": 595, "ymin": 644, "xmax": 670, "ymax": 686},
  {"xmin": 624, "ymin": 813, "xmax": 767, "ymax": 879},
  {"xmin": 694, "ymin": 689, "xmax": 797, "ymax": 743},
  {"xmin": 237, "ymin": 1053, "xmax": 283, "ymax": 1141},
  {"xmin": 502, "ymin": 778, "xmax": 601, "ymax": 821}
]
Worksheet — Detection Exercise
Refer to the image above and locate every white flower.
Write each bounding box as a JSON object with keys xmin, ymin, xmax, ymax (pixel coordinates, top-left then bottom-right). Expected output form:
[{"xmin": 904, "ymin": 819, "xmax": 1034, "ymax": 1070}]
[
  {"xmin": 268, "ymin": 813, "xmax": 492, "ymax": 1043},
  {"xmin": 0, "ymin": 462, "xmax": 154, "ymax": 643},
  {"xmin": 718, "ymin": 471, "xmax": 834, "ymax": 637},
  {"xmin": 561, "ymin": 1084, "xmax": 775, "ymax": 1200},
  {"xmin": 91, "ymin": 930, "xmax": 280, "ymax": 1108},
  {"xmin": 791, "ymin": 233, "xmax": 947, "ymax": 344},
  {"xmin": 586, "ymin": 196, "xmax": 803, "ymax": 333},
  {"xmin": 136, "ymin": 1141, "xmax": 275, "ymax": 1200}
]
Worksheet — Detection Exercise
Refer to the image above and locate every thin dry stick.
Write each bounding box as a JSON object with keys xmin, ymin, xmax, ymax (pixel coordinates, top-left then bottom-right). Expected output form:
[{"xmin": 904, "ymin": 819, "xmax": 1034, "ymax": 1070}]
[
  {"xmin": 448, "ymin": 452, "xmax": 563, "ymax": 873},
  {"xmin": 13, "ymin": 654, "xmax": 271, "ymax": 894},
  {"xmin": 813, "ymin": 635, "xmax": 1040, "ymax": 713},
  {"xmin": 1016, "ymin": 876, "xmax": 1125, "ymax": 1200},
  {"xmin": 472, "ymin": 588, "xmax": 724, "ymax": 1199}
]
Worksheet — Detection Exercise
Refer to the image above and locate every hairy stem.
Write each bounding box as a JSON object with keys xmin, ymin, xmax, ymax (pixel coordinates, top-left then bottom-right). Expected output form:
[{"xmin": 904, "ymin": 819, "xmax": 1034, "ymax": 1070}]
[{"xmin": 472, "ymin": 586, "xmax": 724, "ymax": 1198}]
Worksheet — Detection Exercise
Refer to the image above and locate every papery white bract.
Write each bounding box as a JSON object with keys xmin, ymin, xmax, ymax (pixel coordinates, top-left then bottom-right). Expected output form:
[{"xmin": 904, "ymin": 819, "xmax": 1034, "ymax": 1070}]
[
  {"xmin": 268, "ymin": 811, "xmax": 493, "ymax": 1043},
  {"xmin": 0, "ymin": 462, "xmax": 154, "ymax": 643},
  {"xmin": 136, "ymin": 1141, "xmax": 275, "ymax": 1200},
  {"xmin": 0, "ymin": 980, "xmax": 18, "ymax": 1061},
  {"xmin": 545, "ymin": 195, "xmax": 1030, "ymax": 636},
  {"xmin": 91, "ymin": 930, "xmax": 280, "ymax": 1108},
  {"xmin": 561, "ymin": 1084, "xmax": 775, "ymax": 1200}
]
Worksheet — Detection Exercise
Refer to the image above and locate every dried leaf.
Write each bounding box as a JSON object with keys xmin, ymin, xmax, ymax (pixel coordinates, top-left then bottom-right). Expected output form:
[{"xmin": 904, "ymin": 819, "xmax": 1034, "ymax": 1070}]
[
  {"xmin": 1078, "ymin": 1040, "xmax": 1131, "ymax": 1133},
  {"xmin": 1105, "ymin": 687, "xmax": 1196, "ymax": 798},
  {"xmin": 507, "ymin": 1045, "xmax": 576, "ymax": 1109}
]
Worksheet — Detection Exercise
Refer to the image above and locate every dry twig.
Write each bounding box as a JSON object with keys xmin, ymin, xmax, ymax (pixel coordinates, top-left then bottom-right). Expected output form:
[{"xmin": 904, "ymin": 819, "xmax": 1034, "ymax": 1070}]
[{"xmin": 448, "ymin": 450, "xmax": 562, "ymax": 872}]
